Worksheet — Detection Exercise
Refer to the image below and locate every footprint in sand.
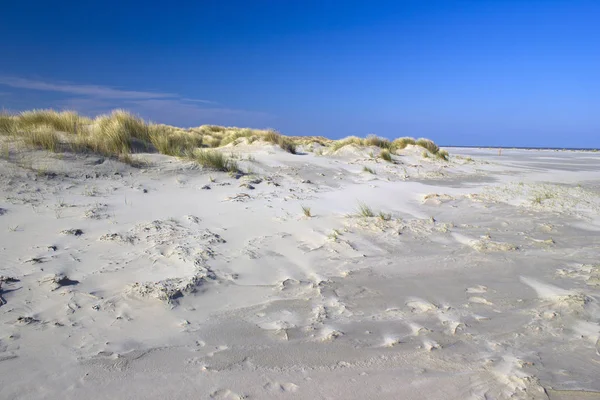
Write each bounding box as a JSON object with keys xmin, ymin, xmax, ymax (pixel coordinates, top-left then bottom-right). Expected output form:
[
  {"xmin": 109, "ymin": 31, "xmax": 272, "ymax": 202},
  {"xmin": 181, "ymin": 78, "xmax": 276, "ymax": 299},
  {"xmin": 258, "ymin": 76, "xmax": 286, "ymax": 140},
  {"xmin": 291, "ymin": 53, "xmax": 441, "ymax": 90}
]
[
  {"xmin": 264, "ymin": 381, "xmax": 299, "ymax": 393},
  {"xmin": 406, "ymin": 298, "xmax": 438, "ymax": 313},
  {"xmin": 422, "ymin": 339, "xmax": 441, "ymax": 351},
  {"xmin": 468, "ymin": 296, "xmax": 494, "ymax": 306},
  {"xmin": 466, "ymin": 285, "xmax": 488, "ymax": 294},
  {"xmin": 209, "ymin": 389, "xmax": 245, "ymax": 399}
]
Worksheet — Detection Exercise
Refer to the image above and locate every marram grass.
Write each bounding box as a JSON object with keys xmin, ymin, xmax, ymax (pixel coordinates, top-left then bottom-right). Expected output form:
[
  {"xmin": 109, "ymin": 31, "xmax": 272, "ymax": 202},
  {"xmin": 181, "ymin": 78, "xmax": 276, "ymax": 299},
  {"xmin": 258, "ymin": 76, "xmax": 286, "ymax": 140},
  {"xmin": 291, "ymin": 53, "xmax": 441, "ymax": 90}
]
[{"xmin": 0, "ymin": 108, "xmax": 448, "ymax": 163}]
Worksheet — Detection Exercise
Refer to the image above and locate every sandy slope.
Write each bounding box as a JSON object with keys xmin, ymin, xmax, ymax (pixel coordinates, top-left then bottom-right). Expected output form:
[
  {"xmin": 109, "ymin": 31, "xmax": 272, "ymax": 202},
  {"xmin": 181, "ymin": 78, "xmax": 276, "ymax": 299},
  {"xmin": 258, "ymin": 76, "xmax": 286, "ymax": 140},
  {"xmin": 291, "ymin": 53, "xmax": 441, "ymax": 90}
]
[{"xmin": 1, "ymin": 143, "xmax": 599, "ymax": 399}]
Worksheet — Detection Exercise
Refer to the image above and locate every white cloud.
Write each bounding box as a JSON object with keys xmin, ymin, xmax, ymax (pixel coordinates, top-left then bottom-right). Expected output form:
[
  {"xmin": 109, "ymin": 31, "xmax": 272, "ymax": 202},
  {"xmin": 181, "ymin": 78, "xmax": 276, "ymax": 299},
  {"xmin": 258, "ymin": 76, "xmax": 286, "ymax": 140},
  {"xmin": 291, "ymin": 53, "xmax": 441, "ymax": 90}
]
[
  {"xmin": 0, "ymin": 76, "xmax": 177, "ymax": 100},
  {"xmin": 0, "ymin": 76, "xmax": 272, "ymax": 127}
]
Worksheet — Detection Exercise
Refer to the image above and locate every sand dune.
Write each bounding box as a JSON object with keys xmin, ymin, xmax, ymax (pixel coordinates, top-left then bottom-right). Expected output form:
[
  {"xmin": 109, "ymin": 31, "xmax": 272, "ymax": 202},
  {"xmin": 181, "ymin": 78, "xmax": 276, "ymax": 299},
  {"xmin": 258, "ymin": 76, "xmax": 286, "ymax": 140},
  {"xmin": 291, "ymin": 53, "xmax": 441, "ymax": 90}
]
[{"xmin": 1, "ymin": 141, "xmax": 600, "ymax": 399}]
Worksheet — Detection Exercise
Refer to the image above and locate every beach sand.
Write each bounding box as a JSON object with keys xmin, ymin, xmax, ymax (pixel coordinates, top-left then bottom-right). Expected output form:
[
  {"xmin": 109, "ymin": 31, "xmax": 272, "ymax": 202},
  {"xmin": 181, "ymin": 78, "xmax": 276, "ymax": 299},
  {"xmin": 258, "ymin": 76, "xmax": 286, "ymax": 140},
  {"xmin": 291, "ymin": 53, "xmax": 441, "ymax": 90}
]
[{"xmin": 1, "ymin": 142, "xmax": 599, "ymax": 399}]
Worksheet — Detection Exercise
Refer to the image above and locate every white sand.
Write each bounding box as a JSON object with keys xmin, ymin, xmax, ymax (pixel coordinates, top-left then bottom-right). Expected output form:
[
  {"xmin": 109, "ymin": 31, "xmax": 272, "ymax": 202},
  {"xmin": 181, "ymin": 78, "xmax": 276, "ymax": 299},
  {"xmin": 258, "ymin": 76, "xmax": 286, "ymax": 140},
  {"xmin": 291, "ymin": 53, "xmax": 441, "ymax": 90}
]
[{"xmin": 1, "ymin": 143, "xmax": 600, "ymax": 399}]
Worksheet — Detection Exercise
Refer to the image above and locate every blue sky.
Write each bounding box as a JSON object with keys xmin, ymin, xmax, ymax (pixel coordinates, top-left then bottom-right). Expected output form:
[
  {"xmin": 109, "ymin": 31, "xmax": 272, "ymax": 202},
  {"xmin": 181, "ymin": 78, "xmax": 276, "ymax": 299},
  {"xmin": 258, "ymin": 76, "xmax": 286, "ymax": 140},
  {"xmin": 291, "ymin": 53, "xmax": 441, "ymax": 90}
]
[{"xmin": 1, "ymin": 0, "xmax": 598, "ymax": 147}]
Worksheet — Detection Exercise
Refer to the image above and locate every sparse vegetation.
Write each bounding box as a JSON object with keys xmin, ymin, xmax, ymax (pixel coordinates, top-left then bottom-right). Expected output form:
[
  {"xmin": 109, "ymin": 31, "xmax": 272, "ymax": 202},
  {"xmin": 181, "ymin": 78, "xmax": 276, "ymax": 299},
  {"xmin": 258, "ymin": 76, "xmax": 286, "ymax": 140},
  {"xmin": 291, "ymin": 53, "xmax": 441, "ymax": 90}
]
[
  {"xmin": 263, "ymin": 130, "xmax": 297, "ymax": 154},
  {"xmin": 391, "ymin": 137, "xmax": 416, "ymax": 150},
  {"xmin": 149, "ymin": 124, "xmax": 202, "ymax": 156},
  {"xmin": 331, "ymin": 135, "xmax": 391, "ymax": 152},
  {"xmin": 189, "ymin": 149, "xmax": 239, "ymax": 172},
  {"xmin": 0, "ymin": 113, "xmax": 17, "ymax": 135},
  {"xmin": 378, "ymin": 211, "xmax": 392, "ymax": 221},
  {"xmin": 362, "ymin": 166, "xmax": 376, "ymax": 174},
  {"xmin": 364, "ymin": 134, "xmax": 392, "ymax": 149},
  {"xmin": 357, "ymin": 202, "xmax": 375, "ymax": 217},
  {"xmin": 532, "ymin": 191, "xmax": 556, "ymax": 205},
  {"xmin": 301, "ymin": 205, "xmax": 312, "ymax": 217},
  {"xmin": 1, "ymin": 109, "xmax": 447, "ymax": 165},
  {"xmin": 416, "ymin": 138, "xmax": 439, "ymax": 154},
  {"xmin": 328, "ymin": 229, "xmax": 342, "ymax": 241},
  {"xmin": 21, "ymin": 125, "xmax": 61, "ymax": 152},
  {"xmin": 18, "ymin": 110, "xmax": 88, "ymax": 134},
  {"xmin": 379, "ymin": 149, "xmax": 393, "ymax": 162}
]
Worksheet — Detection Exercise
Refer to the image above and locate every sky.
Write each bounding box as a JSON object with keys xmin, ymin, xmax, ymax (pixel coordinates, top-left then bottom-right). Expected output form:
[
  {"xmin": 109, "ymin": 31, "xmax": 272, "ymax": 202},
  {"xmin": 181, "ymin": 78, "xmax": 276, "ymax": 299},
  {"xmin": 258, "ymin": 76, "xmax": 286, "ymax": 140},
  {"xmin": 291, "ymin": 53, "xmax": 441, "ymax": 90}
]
[{"xmin": 0, "ymin": 0, "xmax": 598, "ymax": 147}]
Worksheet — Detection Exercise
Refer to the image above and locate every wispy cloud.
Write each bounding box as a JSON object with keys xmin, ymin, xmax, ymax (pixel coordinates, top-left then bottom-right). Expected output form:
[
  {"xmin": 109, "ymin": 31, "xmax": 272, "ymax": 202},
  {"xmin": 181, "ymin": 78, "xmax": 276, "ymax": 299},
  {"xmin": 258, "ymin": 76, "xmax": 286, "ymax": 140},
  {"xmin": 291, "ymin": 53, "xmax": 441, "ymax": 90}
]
[
  {"xmin": 0, "ymin": 76, "xmax": 215, "ymax": 104},
  {"xmin": 0, "ymin": 76, "xmax": 177, "ymax": 100},
  {"xmin": 0, "ymin": 76, "xmax": 272, "ymax": 127}
]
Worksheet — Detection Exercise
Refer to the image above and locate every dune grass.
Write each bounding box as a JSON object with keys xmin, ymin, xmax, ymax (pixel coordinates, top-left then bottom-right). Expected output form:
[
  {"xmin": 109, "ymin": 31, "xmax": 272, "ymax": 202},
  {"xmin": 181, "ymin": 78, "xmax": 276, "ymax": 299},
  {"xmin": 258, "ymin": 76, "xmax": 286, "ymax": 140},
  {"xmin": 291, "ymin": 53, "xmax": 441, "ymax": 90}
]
[
  {"xmin": 21, "ymin": 125, "xmax": 61, "ymax": 152},
  {"xmin": 2, "ymin": 108, "xmax": 447, "ymax": 165},
  {"xmin": 379, "ymin": 149, "xmax": 393, "ymax": 162},
  {"xmin": 362, "ymin": 166, "xmax": 376, "ymax": 174},
  {"xmin": 330, "ymin": 135, "xmax": 447, "ymax": 160},
  {"xmin": 415, "ymin": 138, "xmax": 439, "ymax": 154},
  {"xmin": 149, "ymin": 124, "xmax": 203, "ymax": 156},
  {"xmin": 437, "ymin": 149, "xmax": 449, "ymax": 160},
  {"xmin": 357, "ymin": 202, "xmax": 375, "ymax": 217},
  {"xmin": 75, "ymin": 111, "xmax": 146, "ymax": 155},
  {"xmin": 17, "ymin": 110, "xmax": 90, "ymax": 134},
  {"xmin": 378, "ymin": 211, "xmax": 392, "ymax": 221},
  {"xmin": 189, "ymin": 149, "xmax": 239, "ymax": 172},
  {"xmin": 263, "ymin": 130, "xmax": 297, "ymax": 154},
  {"xmin": 301, "ymin": 205, "xmax": 312, "ymax": 217},
  {"xmin": 391, "ymin": 137, "xmax": 416, "ymax": 150},
  {"xmin": 332, "ymin": 135, "xmax": 391, "ymax": 152},
  {"xmin": 0, "ymin": 113, "xmax": 17, "ymax": 135}
]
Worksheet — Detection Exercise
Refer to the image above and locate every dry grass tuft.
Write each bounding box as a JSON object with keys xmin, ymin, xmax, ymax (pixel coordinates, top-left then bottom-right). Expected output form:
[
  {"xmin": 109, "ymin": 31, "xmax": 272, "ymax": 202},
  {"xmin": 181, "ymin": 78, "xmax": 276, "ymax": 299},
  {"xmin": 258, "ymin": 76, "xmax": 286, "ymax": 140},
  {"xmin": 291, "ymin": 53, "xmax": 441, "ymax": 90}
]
[
  {"xmin": 378, "ymin": 211, "xmax": 392, "ymax": 221},
  {"xmin": 149, "ymin": 124, "xmax": 203, "ymax": 156},
  {"xmin": 21, "ymin": 125, "xmax": 61, "ymax": 152},
  {"xmin": 330, "ymin": 136, "xmax": 364, "ymax": 151},
  {"xmin": 379, "ymin": 149, "xmax": 393, "ymax": 162},
  {"xmin": 2, "ymin": 108, "xmax": 446, "ymax": 166},
  {"xmin": 78, "ymin": 110, "xmax": 149, "ymax": 155},
  {"xmin": 189, "ymin": 149, "xmax": 239, "ymax": 172},
  {"xmin": 301, "ymin": 205, "xmax": 312, "ymax": 217},
  {"xmin": 391, "ymin": 137, "xmax": 416, "ymax": 150},
  {"xmin": 18, "ymin": 109, "xmax": 89, "ymax": 134},
  {"xmin": 357, "ymin": 202, "xmax": 375, "ymax": 217},
  {"xmin": 364, "ymin": 134, "xmax": 392, "ymax": 149},
  {"xmin": 416, "ymin": 138, "xmax": 440, "ymax": 155},
  {"xmin": 263, "ymin": 130, "xmax": 296, "ymax": 154},
  {"xmin": 437, "ymin": 149, "xmax": 449, "ymax": 161},
  {"xmin": 0, "ymin": 113, "xmax": 17, "ymax": 135}
]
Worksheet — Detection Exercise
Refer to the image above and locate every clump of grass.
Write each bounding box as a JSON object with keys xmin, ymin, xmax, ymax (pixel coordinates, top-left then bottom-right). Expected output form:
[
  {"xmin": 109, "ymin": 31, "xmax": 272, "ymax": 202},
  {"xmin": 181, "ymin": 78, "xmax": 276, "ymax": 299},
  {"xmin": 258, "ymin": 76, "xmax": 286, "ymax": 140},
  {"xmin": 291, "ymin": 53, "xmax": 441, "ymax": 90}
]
[
  {"xmin": 416, "ymin": 138, "xmax": 440, "ymax": 154},
  {"xmin": 149, "ymin": 124, "xmax": 203, "ymax": 156},
  {"xmin": 422, "ymin": 151, "xmax": 429, "ymax": 158},
  {"xmin": 18, "ymin": 109, "xmax": 86, "ymax": 134},
  {"xmin": 364, "ymin": 134, "xmax": 392, "ymax": 149},
  {"xmin": 301, "ymin": 205, "xmax": 312, "ymax": 217},
  {"xmin": 378, "ymin": 211, "xmax": 391, "ymax": 221},
  {"xmin": 362, "ymin": 166, "xmax": 376, "ymax": 174},
  {"xmin": 328, "ymin": 229, "xmax": 342, "ymax": 241},
  {"xmin": 357, "ymin": 202, "xmax": 375, "ymax": 217},
  {"xmin": 201, "ymin": 125, "xmax": 227, "ymax": 134},
  {"xmin": 391, "ymin": 137, "xmax": 416, "ymax": 150},
  {"xmin": 118, "ymin": 153, "xmax": 150, "ymax": 168},
  {"xmin": 379, "ymin": 149, "xmax": 393, "ymax": 162},
  {"xmin": 263, "ymin": 130, "xmax": 296, "ymax": 154},
  {"xmin": 0, "ymin": 113, "xmax": 17, "ymax": 135},
  {"xmin": 22, "ymin": 125, "xmax": 61, "ymax": 152},
  {"xmin": 330, "ymin": 136, "xmax": 364, "ymax": 151},
  {"xmin": 437, "ymin": 149, "xmax": 449, "ymax": 161},
  {"xmin": 205, "ymin": 136, "xmax": 222, "ymax": 148},
  {"xmin": 190, "ymin": 149, "xmax": 238, "ymax": 172},
  {"xmin": 79, "ymin": 110, "xmax": 150, "ymax": 155},
  {"xmin": 532, "ymin": 191, "xmax": 555, "ymax": 205},
  {"xmin": 219, "ymin": 128, "xmax": 255, "ymax": 146}
]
